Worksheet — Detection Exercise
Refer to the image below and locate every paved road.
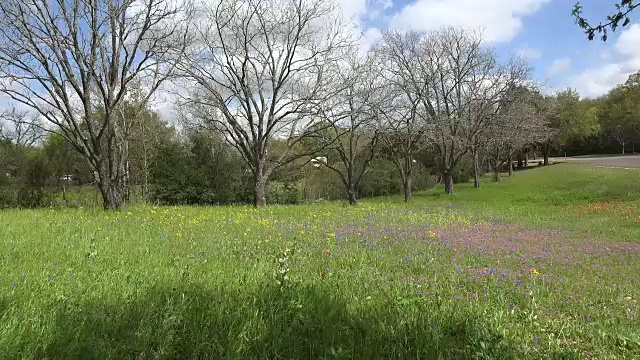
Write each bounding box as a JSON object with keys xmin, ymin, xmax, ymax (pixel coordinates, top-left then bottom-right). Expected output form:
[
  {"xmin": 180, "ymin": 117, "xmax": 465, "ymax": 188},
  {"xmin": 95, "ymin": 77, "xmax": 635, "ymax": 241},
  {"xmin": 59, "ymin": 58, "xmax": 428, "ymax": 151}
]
[{"xmin": 548, "ymin": 155, "xmax": 640, "ymax": 169}]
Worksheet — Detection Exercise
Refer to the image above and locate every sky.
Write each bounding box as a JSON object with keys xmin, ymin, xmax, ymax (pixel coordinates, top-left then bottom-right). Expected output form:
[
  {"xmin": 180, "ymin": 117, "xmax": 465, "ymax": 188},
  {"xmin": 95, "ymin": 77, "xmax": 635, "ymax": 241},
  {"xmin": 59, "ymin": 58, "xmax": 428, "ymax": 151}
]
[
  {"xmin": 339, "ymin": 0, "xmax": 640, "ymax": 98},
  {"xmin": 2, "ymin": 0, "xmax": 639, "ymax": 121}
]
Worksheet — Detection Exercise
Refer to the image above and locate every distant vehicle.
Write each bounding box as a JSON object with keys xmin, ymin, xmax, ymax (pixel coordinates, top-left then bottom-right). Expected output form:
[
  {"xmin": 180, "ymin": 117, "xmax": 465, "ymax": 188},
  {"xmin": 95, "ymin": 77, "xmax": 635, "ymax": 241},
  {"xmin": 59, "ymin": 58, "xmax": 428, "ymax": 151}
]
[{"xmin": 310, "ymin": 156, "xmax": 327, "ymax": 168}]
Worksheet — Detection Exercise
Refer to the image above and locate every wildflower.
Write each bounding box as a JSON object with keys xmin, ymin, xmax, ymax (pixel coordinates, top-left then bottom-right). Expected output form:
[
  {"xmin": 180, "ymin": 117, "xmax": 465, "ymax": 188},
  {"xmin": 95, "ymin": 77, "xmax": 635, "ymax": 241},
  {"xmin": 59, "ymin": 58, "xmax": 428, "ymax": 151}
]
[
  {"xmin": 533, "ymin": 336, "xmax": 538, "ymax": 345},
  {"xmin": 529, "ymin": 268, "xmax": 540, "ymax": 276},
  {"xmin": 68, "ymin": 272, "xmax": 73, "ymax": 280},
  {"xmin": 48, "ymin": 274, "xmax": 54, "ymax": 281},
  {"xmin": 246, "ymin": 252, "xmax": 253, "ymax": 258},
  {"xmin": 323, "ymin": 249, "xmax": 331, "ymax": 256},
  {"xmin": 11, "ymin": 281, "xmax": 17, "ymax": 288}
]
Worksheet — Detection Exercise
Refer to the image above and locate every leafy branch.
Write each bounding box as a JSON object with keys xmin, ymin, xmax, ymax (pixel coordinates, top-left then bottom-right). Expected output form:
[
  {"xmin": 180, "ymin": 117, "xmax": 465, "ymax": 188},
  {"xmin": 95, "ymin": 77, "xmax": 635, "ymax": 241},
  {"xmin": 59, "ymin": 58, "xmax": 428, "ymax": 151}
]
[{"xmin": 572, "ymin": 0, "xmax": 639, "ymax": 41}]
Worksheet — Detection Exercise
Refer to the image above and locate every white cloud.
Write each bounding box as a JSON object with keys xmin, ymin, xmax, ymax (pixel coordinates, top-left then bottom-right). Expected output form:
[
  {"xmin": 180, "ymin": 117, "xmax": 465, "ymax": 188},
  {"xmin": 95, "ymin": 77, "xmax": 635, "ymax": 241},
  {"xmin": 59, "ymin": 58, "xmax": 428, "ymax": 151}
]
[
  {"xmin": 336, "ymin": 0, "xmax": 367, "ymax": 21},
  {"xmin": 571, "ymin": 24, "xmax": 640, "ymax": 98},
  {"xmin": 334, "ymin": 0, "xmax": 390, "ymax": 54},
  {"xmin": 389, "ymin": 0, "xmax": 550, "ymax": 43},
  {"xmin": 516, "ymin": 46, "xmax": 542, "ymax": 59},
  {"xmin": 360, "ymin": 27, "xmax": 383, "ymax": 53},
  {"xmin": 336, "ymin": 0, "xmax": 392, "ymax": 23},
  {"xmin": 547, "ymin": 57, "xmax": 572, "ymax": 75}
]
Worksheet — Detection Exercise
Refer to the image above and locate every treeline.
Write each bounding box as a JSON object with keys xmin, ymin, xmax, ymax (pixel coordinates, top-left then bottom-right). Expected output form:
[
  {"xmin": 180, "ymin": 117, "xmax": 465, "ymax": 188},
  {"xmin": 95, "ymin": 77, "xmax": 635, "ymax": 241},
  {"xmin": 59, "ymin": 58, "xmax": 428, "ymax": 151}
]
[
  {"xmin": 0, "ymin": 0, "xmax": 634, "ymax": 210},
  {"xmin": 557, "ymin": 72, "xmax": 640, "ymax": 156},
  {"xmin": 0, "ymin": 105, "xmax": 434, "ymax": 208}
]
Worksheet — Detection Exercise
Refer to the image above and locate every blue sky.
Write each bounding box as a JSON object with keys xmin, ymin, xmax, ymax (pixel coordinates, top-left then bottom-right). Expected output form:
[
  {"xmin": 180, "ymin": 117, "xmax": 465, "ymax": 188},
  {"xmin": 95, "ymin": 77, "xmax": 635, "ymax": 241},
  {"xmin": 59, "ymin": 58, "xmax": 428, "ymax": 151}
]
[{"xmin": 342, "ymin": 0, "xmax": 640, "ymax": 98}]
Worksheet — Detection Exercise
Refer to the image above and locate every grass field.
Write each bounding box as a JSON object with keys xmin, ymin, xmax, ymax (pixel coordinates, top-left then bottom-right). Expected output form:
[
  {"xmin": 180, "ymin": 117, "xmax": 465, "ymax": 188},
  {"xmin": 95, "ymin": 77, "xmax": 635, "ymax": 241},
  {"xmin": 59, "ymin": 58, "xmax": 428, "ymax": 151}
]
[{"xmin": 0, "ymin": 164, "xmax": 639, "ymax": 359}]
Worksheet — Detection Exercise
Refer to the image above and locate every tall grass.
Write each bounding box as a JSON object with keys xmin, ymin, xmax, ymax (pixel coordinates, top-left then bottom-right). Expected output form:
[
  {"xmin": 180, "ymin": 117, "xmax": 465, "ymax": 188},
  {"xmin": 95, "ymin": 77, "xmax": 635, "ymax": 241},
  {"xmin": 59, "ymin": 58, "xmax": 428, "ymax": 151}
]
[{"xmin": 0, "ymin": 164, "xmax": 638, "ymax": 359}]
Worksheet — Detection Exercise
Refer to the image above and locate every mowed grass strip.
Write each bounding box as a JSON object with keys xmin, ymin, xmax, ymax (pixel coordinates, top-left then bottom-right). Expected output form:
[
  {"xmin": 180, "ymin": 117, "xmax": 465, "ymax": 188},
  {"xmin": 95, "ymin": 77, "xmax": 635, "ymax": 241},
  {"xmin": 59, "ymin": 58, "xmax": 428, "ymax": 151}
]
[{"xmin": 0, "ymin": 164, "xmax": 638, "ymax": 359}]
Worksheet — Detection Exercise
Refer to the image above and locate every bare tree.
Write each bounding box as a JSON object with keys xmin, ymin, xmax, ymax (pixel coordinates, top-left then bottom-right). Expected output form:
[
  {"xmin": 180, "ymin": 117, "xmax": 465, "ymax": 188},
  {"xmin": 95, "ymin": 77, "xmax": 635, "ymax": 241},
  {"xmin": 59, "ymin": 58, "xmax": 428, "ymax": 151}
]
[
  {"xmin": 178, "ymin": 0, "xmax": 354, "ymax": 207},
  {"xmin": 373, "ymin": 31, "xmax": 428, "ymax": 202},
  {"xmin": 461, "ymin": 56, "xmax": 531, "ymax": 189},
  {"xmin": 313, "ymin": 53, "xmax": 384, "ymax": 205},
  {"xmin": 413, "ymin": 27, "xmax": 527, "ymax": 194},
  {"xmin": 0, "ymin": 0, "xmax": 190, "ymax": 210},
  {"xmin": 0, "ymin": 107, "xmax": 44, "ymax": 147},
  {"xmin": 407, "ymin": 27, "xmax": 481, "ymax": 194},
  {"xmin": 486, "ymin": 86, "xmax": 554, "ymax": 181}
]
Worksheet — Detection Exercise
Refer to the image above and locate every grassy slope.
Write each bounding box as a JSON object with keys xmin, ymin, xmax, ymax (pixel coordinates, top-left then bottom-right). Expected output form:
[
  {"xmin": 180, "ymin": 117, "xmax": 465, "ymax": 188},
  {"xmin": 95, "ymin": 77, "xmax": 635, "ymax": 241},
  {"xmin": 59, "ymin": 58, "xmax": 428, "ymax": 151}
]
[
  {"xmin": 399, "ymin": 164, "xmax": 640, "ymax": 241},
  {"xmin": 0, "ymin": 164, "xmax": 638, "ymax": 359}
]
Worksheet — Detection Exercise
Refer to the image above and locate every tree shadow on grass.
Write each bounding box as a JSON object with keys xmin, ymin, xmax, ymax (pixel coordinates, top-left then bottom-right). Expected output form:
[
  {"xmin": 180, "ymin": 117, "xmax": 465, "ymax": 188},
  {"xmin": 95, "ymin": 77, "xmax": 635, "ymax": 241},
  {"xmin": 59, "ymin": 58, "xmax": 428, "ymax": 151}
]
[{"xmin": 23, "ymin": 283, "xmax": 527, "ymax": 359}]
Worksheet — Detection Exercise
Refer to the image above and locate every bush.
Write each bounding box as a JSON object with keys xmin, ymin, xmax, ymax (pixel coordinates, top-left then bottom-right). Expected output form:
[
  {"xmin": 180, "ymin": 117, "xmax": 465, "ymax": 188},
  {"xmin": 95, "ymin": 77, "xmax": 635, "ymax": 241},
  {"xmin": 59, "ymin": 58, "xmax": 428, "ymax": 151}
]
[
  {"xmin": 17, "ymin": 186, "xmax": 54, "ymax": 208},
  {"xmin": 452, "ymin": 159, "xmax": 474, "ymax": 183},
  {"xmin": 267, "ymin": 181, "xmax": 300, "ymax": 205},
  {"xmin": 0, "ymin": 186, "xmax": 16, "ymax": 208}
]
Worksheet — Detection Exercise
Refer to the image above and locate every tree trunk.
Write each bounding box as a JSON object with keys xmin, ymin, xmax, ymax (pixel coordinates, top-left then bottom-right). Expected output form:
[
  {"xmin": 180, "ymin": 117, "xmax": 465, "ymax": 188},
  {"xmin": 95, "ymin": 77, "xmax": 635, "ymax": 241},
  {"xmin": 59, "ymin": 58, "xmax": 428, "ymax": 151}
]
[
  {"xmin": 543, "ymin": 143, "xmax": 549, "ymax": 166},
  {"xmin": 472, "ymin": 148, "xmax": 481, "ymax": 189},
  {"xmin": 517, "ymin": 155, "xmax": 524, "ymax": 169},
  {"xmin": 347, "ymin": 186, "xmax": 357, "ymax": 206},
  {"xmin": 99, "ymin": 179, "xmax": 123, "ymax": 211},
  {"xmin": 494, "ymin": 161, "xmax": 501, "ymax": 182},
  {"xmin": 524, "ymin": 153, "xmax": 528, "ymax": 168},
  {"xmin": 633, "ymin": 124, "xmax": 636, "ymax": 154},
  {"xmin": 253, "ymin": 173, "xmax": 267, "ymax": 207},
  {"xmin": 508, "ymin": 151, "xmax": 513, "ymax": 176},
  {"xmin": 403, "ymin": 176, "xmax": 412, "ymax": 203},
  {"xmin": 62, "ymin": 181, "xmax": 67, "ymax": 205},
  {"xmin": 443, "ymin": 171, "xmax": 453, "ymax": 194}
]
